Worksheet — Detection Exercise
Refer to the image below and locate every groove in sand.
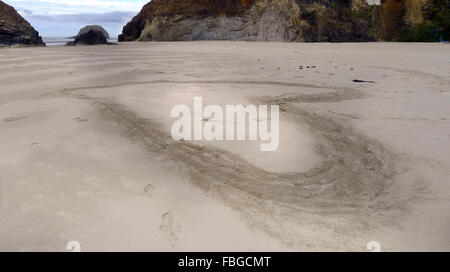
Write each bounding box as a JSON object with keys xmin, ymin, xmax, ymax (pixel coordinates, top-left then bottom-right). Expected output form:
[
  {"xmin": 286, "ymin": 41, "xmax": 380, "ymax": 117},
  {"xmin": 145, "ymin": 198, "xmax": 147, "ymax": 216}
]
[{"xmin": 61, "ymin": 80, "xmax": 427, "ymax": 248}]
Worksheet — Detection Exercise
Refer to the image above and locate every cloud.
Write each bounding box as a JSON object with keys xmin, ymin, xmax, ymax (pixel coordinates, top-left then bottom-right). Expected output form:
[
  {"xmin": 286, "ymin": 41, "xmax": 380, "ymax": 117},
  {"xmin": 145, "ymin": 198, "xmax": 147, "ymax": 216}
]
[
  {"xmin": 19, "ymin": 10, "xmax": 137, "ymax": 24},
  {"xmin": 2, "ymin": 0, "xmax": 147, "ymax": 37},
  {"xmin": 5, "ymin": 0, "xmax": 148, "ymax": 14}
]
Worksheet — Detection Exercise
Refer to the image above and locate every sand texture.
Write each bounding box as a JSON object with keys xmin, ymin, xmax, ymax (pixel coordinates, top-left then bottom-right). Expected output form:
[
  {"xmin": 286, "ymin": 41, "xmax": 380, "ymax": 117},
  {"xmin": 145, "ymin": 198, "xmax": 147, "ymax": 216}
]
[{"xmin": 0, "ymin": 42, "xmax": 449, "ymax": 251}]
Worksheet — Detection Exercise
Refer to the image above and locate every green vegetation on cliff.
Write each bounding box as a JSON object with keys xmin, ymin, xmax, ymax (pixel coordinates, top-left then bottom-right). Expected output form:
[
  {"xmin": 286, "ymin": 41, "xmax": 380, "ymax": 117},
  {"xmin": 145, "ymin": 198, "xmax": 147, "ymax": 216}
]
[
  {"xmin": 380, "ymin": 0, "xmax": 449, "ymax": 42},
  {"xmin": 398, "ymin": 0, "xmax": 449, "ymax": 41}
]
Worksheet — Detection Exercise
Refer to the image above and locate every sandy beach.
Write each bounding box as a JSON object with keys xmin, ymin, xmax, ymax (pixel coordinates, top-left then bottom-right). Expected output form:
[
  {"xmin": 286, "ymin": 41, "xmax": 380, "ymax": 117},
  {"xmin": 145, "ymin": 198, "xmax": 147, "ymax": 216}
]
[{"xmin": 0, "ymin": 41, "xmax": 449, "ymax": 251}]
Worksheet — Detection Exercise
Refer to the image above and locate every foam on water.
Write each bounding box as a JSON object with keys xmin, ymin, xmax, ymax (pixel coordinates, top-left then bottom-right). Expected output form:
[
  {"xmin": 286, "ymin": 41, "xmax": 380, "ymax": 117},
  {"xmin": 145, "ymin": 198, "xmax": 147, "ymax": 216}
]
[{"xmin": 43, "ymin": 37, "xmax": 118, "ymax": 46}]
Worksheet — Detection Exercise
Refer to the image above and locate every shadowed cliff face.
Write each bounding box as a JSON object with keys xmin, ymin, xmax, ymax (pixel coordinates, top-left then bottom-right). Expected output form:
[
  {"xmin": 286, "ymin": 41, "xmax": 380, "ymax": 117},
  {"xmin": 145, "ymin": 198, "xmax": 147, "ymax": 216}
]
[
  {"xmin": 120, "ymin": 0, "xmax": 448, "ymax": 42},
  {"xmin": 294, "ymin": 0, "xmax": 378, "ymax": 42},
  {"xmin": 291, "ymin": 0, "xmax": 450, "ymax": 42},
  {"xmin": 0, "ymin": 0, "xmax": 45, "ymax": 46}
]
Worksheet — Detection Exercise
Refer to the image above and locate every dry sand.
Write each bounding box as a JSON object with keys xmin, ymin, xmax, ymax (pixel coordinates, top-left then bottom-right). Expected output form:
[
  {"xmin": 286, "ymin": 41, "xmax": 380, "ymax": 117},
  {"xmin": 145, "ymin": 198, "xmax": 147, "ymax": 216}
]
[{"xmin": 0, "ymin": 42, "xmax": 449, "ymax": 251}]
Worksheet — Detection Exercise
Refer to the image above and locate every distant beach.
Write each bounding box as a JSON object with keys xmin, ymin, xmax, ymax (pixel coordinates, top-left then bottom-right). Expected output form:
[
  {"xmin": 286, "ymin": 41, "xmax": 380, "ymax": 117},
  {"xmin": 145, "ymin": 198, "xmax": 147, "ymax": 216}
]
[{"xmin": 43, "ymin": 37, "xmax": 118, "ymax": 46}]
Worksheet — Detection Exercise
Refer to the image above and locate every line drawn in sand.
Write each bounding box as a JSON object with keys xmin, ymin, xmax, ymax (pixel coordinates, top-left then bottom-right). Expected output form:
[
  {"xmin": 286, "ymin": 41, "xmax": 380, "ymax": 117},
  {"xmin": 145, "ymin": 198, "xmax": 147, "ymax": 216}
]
[{"xmin": 61, "ymin": 80, "xmax": 431, "ymax": 250}]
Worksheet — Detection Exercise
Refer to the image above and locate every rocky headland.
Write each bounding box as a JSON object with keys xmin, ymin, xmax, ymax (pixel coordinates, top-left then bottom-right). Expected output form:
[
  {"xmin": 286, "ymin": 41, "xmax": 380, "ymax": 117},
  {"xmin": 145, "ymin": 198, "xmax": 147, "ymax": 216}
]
[
  {"xmin": 119, "ymin": 0, "xmax": 449, "ymax": 42},
  {"xmin": 0, "ymin": 0, "xmax": 45, "ymax": 47}
]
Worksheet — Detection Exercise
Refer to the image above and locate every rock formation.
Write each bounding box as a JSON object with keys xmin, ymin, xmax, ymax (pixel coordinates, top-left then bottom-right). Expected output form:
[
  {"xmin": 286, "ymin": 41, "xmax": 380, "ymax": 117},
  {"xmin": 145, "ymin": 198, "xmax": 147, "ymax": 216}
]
[
  {"xmin": 77, "ymin": 25, "xmax": 110, "ymax": 39},
  {"xmin": 67, "ymin": 26, "xmax": 110, "ymax": 45},
  {"xmin": 120, "ymin": 0, "xmax": 449, "ymax": 42},
  {"xmin": 0, "ymin": 0, "xmax": 45, "ymax": 46},
  {"xmin": 119, "ymin": 0, "xmax": 303, "ymax": 42}
]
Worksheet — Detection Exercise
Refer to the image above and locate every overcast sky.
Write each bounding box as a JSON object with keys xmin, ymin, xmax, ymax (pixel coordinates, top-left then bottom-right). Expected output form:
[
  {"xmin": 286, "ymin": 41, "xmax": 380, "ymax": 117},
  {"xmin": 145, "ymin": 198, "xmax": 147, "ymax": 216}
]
[{"xmin": 4, "ymin": 0, "xmax": 149, "ymax": 37}]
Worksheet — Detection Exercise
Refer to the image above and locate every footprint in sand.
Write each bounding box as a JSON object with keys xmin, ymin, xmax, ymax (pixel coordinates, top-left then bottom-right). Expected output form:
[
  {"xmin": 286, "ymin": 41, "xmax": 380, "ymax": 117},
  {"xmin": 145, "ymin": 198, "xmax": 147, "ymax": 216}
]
[
  {"xmin": 73, "ymin": 117, "xmax": 88, "ymax": 122},
  {"xmin": 144, "ymin": 184, "xmax": 154, "ymax": 196},
  {"xmin": 159, "ymin": 211, "xmax": 181, "ymax": 248},
  {"xmin": 3, "ymin": 116, "xmax": 26, "ymax": 122}
]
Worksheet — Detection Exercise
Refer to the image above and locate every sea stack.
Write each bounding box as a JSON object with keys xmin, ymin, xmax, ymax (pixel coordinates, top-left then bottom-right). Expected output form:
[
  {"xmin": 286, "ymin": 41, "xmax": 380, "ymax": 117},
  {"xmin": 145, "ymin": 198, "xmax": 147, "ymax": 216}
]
[
  {"xmin": 0, "ymin": 0, "xmax": 45, "ymax": 47},
  {"xmin": 77, "ymin": 25, "xmax": 110, "ymax": 39},
  {"xmin": 67, "ymin": 25, "xmax": 110, "ymax": 45}
]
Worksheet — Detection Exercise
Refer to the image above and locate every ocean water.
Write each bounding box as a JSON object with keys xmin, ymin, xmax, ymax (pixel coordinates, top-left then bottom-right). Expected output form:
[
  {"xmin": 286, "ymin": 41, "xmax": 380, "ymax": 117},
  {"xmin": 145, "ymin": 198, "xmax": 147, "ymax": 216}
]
[
  {"xmin": 43, "ymin": 37, "xmax": 74, "ymax": 46},
  {"xmin": 43, "ymin": 37, "xmax": 118, "ymax": 46}
]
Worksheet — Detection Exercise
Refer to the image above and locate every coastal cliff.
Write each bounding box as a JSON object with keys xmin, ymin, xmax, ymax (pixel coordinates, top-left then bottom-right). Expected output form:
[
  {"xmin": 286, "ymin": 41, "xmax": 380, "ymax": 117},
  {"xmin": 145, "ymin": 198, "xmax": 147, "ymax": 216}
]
[
  {"xmin": 120, "ymin": 0, "xmax": 449, "ymax": 42},
  {"xmin": 120, "ymin": 0, "xmax": 302, "ymax": 42},
  {"xmin": 0, "ymin": 0, "xmax": 45, "ymax": 47}
]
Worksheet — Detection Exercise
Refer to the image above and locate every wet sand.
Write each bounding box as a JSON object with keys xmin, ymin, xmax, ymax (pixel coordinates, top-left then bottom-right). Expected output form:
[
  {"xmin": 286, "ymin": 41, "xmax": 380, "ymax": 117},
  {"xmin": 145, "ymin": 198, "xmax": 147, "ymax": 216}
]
[{"xmin": 0, "ymin": 42, "xmax": 449, "ymax": 251}]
